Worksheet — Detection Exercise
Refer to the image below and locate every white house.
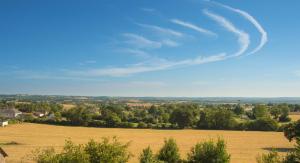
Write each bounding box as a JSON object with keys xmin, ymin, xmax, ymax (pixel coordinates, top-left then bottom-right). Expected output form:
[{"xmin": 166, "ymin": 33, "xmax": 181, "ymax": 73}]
[
  {"xmin": 0, "ymin": 121, "xmax": 8, "ymax": 127},
  {"xmin": 34, "ymin": 112, "xmax": 45, "ymax": 117}
]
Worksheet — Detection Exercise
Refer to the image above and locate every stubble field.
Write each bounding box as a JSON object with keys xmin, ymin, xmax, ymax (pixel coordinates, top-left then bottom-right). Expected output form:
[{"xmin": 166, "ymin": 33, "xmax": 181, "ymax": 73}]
[{"xmin": 0, "ymin": 123, "xmax": 294, "ymax": 163}]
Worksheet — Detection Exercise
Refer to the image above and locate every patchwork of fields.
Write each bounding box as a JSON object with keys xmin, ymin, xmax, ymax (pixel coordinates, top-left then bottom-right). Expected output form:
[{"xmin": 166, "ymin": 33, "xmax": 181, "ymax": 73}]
[{"xmin": 0, "ymin": 123, "xmax": 294, "ymax": 163}]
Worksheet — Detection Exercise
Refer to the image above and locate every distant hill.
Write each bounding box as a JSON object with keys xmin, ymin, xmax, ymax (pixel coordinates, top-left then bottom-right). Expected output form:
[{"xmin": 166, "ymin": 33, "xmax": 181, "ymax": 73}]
[{"xmin": 0, "ymin": 94, "xmax": 300, "ymax": 104}]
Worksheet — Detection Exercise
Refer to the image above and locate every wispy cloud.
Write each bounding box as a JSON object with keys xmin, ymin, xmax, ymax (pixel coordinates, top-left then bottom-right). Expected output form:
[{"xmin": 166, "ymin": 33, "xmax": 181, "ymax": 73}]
[
  {"xmin": 120, "ymin": 48, "xmax": 150, "ymax": 58},
  {"xmin": 161, "ymin": 39, "xmax": 180, "ymax": 47},
  {"xmin": 137, "ymin": 23, "xmax": 183, "ymax": 37},
  {"xmin": 203, "ymin": 9, "xmax": 250, "ymax": 57},
  {"xmin": 122, "ymin": 33, "xmax": 179, "ymax": 50},
  {"xmin": 123, "ymin": 33, "xmax": 162, "ymax": 49},
  {"xmin": 79, "ymin": 60, "xmax": 97, "ymax": 66},
  {"xmin": 140, "ymin": 8, "xmax": 156, "ymax": 12},
  {"xmin": 170, "ymin": 19, "xmax": 216, "ymax": 36},
  {"xmin": 25, "ymin": 3, "xmax": 266, "ymax": 79},
  {"xmin": 211, "ymin": 1, "xmax": 268, "ymax": 55},
  {"xmin": 67, "ymin": 64, "xmax": 173, "ymax": 77},
  {"xmin": 66, "ymin": 53, "xmax": 226, "ymax": 77}
]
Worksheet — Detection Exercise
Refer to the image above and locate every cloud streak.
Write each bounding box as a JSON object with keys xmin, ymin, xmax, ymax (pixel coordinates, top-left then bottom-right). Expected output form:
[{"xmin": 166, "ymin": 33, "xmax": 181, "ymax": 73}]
[
  {"xmin": 62, "ymin": 3, "xmax": 266, "ymax": 78},
  {"xmin": 67, "ymin": 53, "xmax": 227, "ymax": 77},
  {"xmin": 170, "ymin": 19, "xmax": 217, "ymax": 36},
  {"xmin": 211, "ymin": 1, "xmax": 268, "ymax": 55},
  {"xmin": 123, "ymin": 33, "xmax": 162, "ymax": 49},
  {"xmin": 203, "ymin": 9, "xmax": 250, "ymax": 57},
  {"xmin": 137, "ymin": 23, "xmax": 183, "ymax": 37}
]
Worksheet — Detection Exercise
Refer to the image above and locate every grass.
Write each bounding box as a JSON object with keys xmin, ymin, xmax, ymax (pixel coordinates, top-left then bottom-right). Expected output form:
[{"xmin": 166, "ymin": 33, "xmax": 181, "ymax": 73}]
[{"xmin": 0, "ymin": 123, "xmax": 294, "ymax": 163}]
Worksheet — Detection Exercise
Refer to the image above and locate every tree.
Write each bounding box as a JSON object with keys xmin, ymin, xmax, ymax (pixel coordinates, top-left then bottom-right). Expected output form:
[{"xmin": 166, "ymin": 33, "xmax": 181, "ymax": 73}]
[
  {"xmin": 247, "ymin": 118, "xmax": 278, "ymax": 131},
  {"xmin": 105, "ymin": 112, "xmax": 122, "ymax": 127},
  {"xmin": 233, "ymin": 104, "xmax": 245, "ymax": 115},
  {"xmin": 253, "ymin": 105, "xmax": 269, "ymax": 119},
  {"xmin": 187, "ymin": 138, "xmax": 230, "ymax": 163},
  {"xmin": 65, "ymin": 106, "xmax": 93, "ymax": 126},
  {"xmin": 170, "ymin": 108, "xmax": 195, "ymax": 129},
  {"xmin": 139, "ymin": 146, "xmax": 160, "ymax": 163},
  {"xmin": 279, "ymin": 105, "xmax": 291, "ymax": 122},
  {"xmin": 197, "ymin": 109, "xmax": 237, "ymax": 130},
  {"xmin": 157, "ymin": 138, "xmax": 181, "ymax": 163},
  {"xmin": 270, "ymin": 107, "xmax": 281, "ymax": 120},
  {"xmin": 283, "ymin": 120, "xmax": 300, "ymax": 142}
]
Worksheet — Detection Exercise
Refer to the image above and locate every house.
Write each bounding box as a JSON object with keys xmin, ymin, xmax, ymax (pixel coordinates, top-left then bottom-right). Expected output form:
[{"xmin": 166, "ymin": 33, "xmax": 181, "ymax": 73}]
[
  {"xmin": 0, "ymin": 121, "xmax": 8, "ymax": 127},
  {"xmin": 0, "ymin": 147, "xmax": 8, "ymax": 163},
  {"xmin": 0, "ymin": 108, "xmax": 22, "ymax": 119},
  {"xmin": 34, "ymin": 112, "xmax": 45, "ymax": 117}
]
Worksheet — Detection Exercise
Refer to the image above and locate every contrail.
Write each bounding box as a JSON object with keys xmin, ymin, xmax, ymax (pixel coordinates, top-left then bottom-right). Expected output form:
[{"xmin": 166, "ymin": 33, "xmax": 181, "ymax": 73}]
[
  {"xmin": 203, "ymin": 9, "xmax": 250, "ymax": 57},
  {"xmin": 210, "ymin": 1, "xmax": 268, "ymax": 55}
]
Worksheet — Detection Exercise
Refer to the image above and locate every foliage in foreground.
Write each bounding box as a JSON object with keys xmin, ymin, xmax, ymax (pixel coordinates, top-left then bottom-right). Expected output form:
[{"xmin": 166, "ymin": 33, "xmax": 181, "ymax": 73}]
[
  {"xmin": 138, "ymin": 138, "xmax": 230, "ymax": 163},
  {"xmin": 32, "ymin": 137, "xmax": 131, "ymax": 163},
  {"xmin": 257, "ymin": 119, "xmax": 300, "ymax": 163},
  {"xmin": 187, "ymin": 138, "xmax": 230, "ymax": 163},
  {"xmin": 139, "ymin": 146, "xmax": 161, "ymax": 163},
  {"xmin": 156, "ymin": 138, "xmax": 181, "ymax": 163},
  {"xmin": 256, "ymin": 151, "xmax": 282, "ymax": 163}
]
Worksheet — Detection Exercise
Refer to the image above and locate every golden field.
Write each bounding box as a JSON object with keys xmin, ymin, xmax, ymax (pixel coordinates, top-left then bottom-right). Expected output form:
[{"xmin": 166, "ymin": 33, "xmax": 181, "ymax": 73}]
[
  {"xmin": 0, "ymin": 123, "xmax": 294, "ymax": 163},
  {"xmin": 289, "ymin": 112, "xmax": 300, "ymax": 121}
]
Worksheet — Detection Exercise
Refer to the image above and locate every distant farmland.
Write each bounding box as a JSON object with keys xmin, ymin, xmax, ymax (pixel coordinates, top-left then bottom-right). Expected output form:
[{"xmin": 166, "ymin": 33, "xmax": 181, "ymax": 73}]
[{"xmin": 0, "ymin": 123, "xmax": 294, "ymax": 163}]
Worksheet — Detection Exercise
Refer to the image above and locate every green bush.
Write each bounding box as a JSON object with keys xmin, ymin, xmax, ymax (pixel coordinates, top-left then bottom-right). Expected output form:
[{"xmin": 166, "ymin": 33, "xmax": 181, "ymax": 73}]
[
  {"xmin": 32, "ymin": 139, "xmax": 89, "ymax": 163},
  {"xmin": 256, "ymin": 151, "xmax": 282, "ymax": 163},
  {"xmin": 157, "ymin": 138, "xmax": 181, "ymax": 163},
  {"xmin": 138, "ymin": 122, "xmax": 148, "ymax": 128},
  {"xmin": 85, "ymin": 137, "xmax": 131, "ymax": 163},
  {"xmin": 139, "ymin": 146, "xmax": 161, "ymax": 163},
  {"xmin": 32, "ymin": 137, "xmax": 131, "ymax": 163},
  {"xmin": 187, "ymin": 138, "xmax": 230, "ymax": 163},
  {"xmin": 247, "ymin": 118, "xmax": 278, "ymax": 131}
]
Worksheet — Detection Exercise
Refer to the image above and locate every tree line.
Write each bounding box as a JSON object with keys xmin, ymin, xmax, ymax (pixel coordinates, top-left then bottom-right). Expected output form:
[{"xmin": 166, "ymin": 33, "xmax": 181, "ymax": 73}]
[{"xmin": 8, "ymin": 102, "xmax": 299, "ymax": 131}]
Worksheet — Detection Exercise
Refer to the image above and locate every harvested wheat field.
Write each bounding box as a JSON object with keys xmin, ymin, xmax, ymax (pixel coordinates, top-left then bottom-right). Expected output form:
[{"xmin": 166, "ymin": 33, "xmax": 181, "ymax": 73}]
[
  {"xmin": 0, "ymin": 123, "xmax": 294, "ymax": 163},
  {"xmin": 289, "ymin": 112, "xmax": 300, "ymax": 121}
]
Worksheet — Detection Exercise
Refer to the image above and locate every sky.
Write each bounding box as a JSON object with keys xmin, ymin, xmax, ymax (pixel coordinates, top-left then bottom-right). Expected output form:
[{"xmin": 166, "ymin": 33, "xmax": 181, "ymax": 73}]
[{"xmin": 0, "ymin": 0, "xmax": 300, "ymax": 97}]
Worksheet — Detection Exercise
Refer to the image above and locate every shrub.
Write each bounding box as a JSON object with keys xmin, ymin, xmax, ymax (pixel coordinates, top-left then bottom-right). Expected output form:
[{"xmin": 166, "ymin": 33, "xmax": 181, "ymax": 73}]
[
  {"xmin": 105, "ymin": 113, "xmax": 122, "ymax": 127},
  {"xmin": 32, "ymin": 147, "xmax": 59, "ymax": 163},
  {"xmin": 187, "ymin": 138, "xmax": 230, "ymax": 163},
  {"xmin": 247, "ymin": 118, "xmax": 278, "ymax": 131},
  {"xmin": 85, "ymin": 137, "xmax": 131, "ymax": 163},
  {"xmin": 32, "ymin": 139, "xmax": 89, "ymax": 163},
  {"xmin": 256, "ymin": 151, "xmax": 282, "ymax": 163},
  {"xmin": 139, "ymin": 146, "xmax": 160, "ymax": 163},
  {"xmin": 157, "ymin": 138, "xmax": 181, "ymax": 163},
  {"xmin": 138, "ymin": 122, "xmax": 148, "ymax": 128},
  {"xmin": 59, "ymin": 140, "xmax": 90, "ymax": 163},
  {"xmin": 32, "ymin": 137, "xmax": 131, "ymax": 163},
  {"xmin": 88, "ymin": 120, "xmax": 106, "ymax": 127}
]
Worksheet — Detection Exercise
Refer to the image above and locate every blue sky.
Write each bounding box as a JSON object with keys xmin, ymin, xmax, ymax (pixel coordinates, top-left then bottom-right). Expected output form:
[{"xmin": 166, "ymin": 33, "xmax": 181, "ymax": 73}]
[{"xmin": 1, "ymin": 0, "xmax": 300, "ymax": 97}]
